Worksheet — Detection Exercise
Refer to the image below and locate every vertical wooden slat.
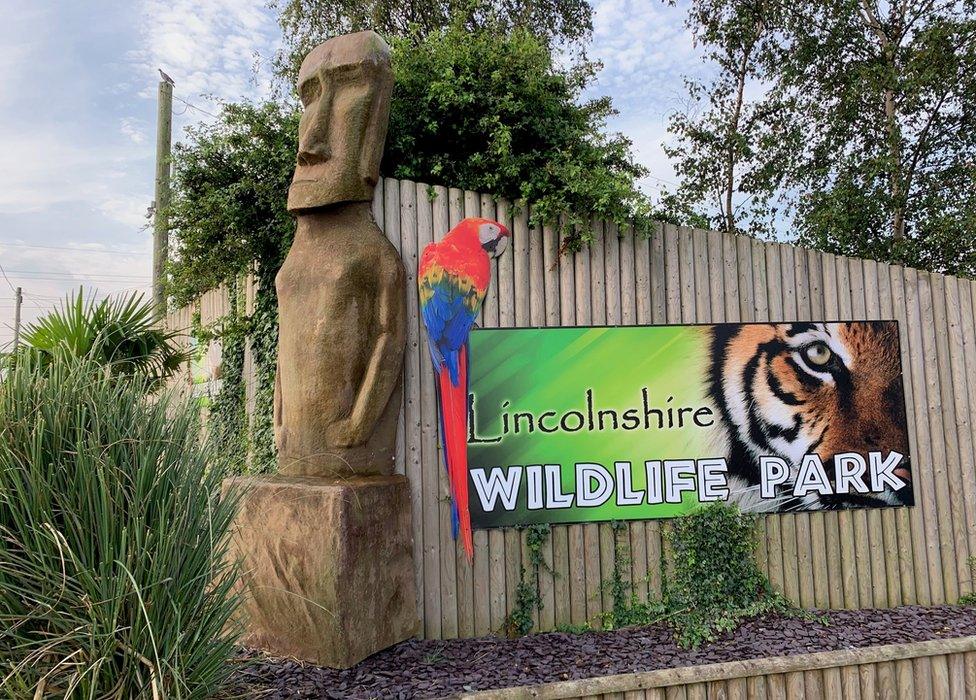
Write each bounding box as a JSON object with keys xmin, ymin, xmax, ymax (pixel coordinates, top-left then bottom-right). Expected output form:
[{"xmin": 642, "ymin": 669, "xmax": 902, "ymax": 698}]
[
  {"xmin": 383, "ymin": 179, "xmax": 420, "ymax": 618},
  {"xmin": 411, "ymin": 181, "xmax": 441, "ymax": 639},
  {"xmin": 964, "ymin": 651, "xmax": 976, "ymax": 697},
  {"xmin": 895, "ymin": 657, "xmax": 915, "ymax": 699},
  {"xmin": 803, "ymin": 246, "xmax": 830, "ymax": 609},
  {"xmin": 496, "ymin": 199, "xmax": 524, "ymax": 633},
  {"xmin": 789, "ymin": 246, "xmax": 815, "ymax": 611},
  {"xmin": 429, "ymin": 184, "xmax": 458, "ymax": 639},
  {"xmin": 397, "ymin": 180, "xmax": 426, "ymax": 629},
  {"xmin": 762, "ymin": 243, "xmax": 785, "ymax": 595},
  {"xmin": 950, "ymin": 653, "xmax": 967, "ymax": 699},
  {"xmin": 548, "ymin": 220, "xmax": 572, "ymax": 630},
  {"xmin": 902, "ymin": 267, "xmax": 944, "ymax": 603},
  {"xmin": 588, "ymin": 218, "xmax": 611, "ymax": 624},
  {"xmin": 847, "ymin": 257, "xmax": 877, "ymax": 610},
  {"xmin": 834, "ymin": 255, "xmax": 862, "ymax": 697},
  {"xmin": 822, "ymin": 662, "xmax": 843, "ymax": 700},
  {"xmin": 601, "ymin": 222, "xmax": 623, "ymax": 619},
  {"xmin": 861, "ymin": 259, "xmax": 894, "ymax": 609},
  {"xmin": 621, "ymin": 226, "xmax": 648, "ymax": 605},
  {"xmin": 571, "ymin": 220, "xmax": 591, "ymax": 627},
  {"xmin": 448, "ymin": 187, "xmax": 475, "ymax": 638},
  {"xmin": 868, "ymin": 258, "xmax": 907, "ymax": 606},
  {"xmin": 930, "ymin": 651, "xmax": 951, "ymax": 700},
  {"xmin": 646, "ymin": 223, "xmax": 667, "ymax": 600},
  {"xmin": 937, "ymin": 274, "xmax": 972, "ymax": 598},
  {"xmin": 890, "ymin": 264, "xmax": 930, "ymax": 605},
  {"xmin": 747, "ymin": 237, "xmax": 770, "ymax": 577},
  {"xmin": 858, "ymin": 662, "xmax": 877, "ymax": 700},
  {"xmin": 917, "ymin": 271, "xmax": 955, "ymax": 603},
  {"xmin": 785, "ymin": 670, "xmax": 804, "ymax": 699},
  {"xmin": 481, "ymin": 194, "xmax": 509, "ymax": 635},
  {"xmin": 832, "ymin": 255, "xmax": 861, "ymax": 610},
  {"xmin": 957, "ymin": 280, "xmax": 976, "ymax": 592},
  {"xmin": 746, "ymin": 674, "xmax": 767, "ymax": 699},
  {"xmin": 777, "ymin": 245, "xmax": 801, "ymax": 606},
  {"xmin": 527, "ymin": 210, "xmax": 555, "ymax": 631}
]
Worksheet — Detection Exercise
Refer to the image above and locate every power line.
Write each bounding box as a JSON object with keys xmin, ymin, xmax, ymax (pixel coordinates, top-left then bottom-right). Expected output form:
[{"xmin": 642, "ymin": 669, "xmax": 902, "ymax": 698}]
[
  {"xmin": 0, "ymin": 262, "xmax": 17, "ymax": 294},
  {"xmin": 3, "ymin": 269, "xmax": 151, "ymax": 281},
  {"xmin": 173, "ymin": 94, "xmax": 218, "ymax": 119},
  {"xmin": 0, "ymin": 242, "xmax": 150, "ymax": 256}
]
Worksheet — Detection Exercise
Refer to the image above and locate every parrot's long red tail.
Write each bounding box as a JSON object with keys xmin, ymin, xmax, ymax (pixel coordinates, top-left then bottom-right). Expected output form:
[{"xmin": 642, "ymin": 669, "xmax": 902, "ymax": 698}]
[{"xmin": 438, "ymin": 346, "xmax": 473, "ymax": 559}]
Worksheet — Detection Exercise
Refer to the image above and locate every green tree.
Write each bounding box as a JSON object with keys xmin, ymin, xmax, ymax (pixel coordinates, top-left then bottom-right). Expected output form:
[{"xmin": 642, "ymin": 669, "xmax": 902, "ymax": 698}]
[
  {"xmin": 671, "ymin": 0, "xmax": 976, "ymax": 275},
  {"xmin": 385, "ymin": 24, "xmax": 653, "ymax": 246},
  {"xmin": 273, "ymin": 0, "xmax": 593, "ymax": 83},
  {"xmin": 664, "ymin": 0, "xmax": 795, "ymax": 237},
  {"xmin": 168, "ymin": 101, "xmax": 299, "ymax": 306},
  {"xmin": 782, "ymin": 0, "xmax": 976, "ymax": 276}
]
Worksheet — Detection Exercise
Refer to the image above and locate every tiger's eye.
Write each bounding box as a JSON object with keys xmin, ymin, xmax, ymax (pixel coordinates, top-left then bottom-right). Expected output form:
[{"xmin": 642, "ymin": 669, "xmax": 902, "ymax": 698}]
[{"xmin": 805, "ymin": 342, "xmax": 832, "ymax": 366}]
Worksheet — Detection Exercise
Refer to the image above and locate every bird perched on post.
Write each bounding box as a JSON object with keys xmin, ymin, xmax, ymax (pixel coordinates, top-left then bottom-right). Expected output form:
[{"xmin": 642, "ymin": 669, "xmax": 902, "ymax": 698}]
[{"xmin": 418, "ymin": 217, "xmax": 510, "ymax": 559}]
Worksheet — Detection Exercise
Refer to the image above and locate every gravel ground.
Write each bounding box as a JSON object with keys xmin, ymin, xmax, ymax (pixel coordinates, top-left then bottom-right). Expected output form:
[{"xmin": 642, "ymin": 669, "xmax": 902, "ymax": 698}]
[{"xmin": 228, "ymin": 605, "xmax": 976, "ymax": 699}]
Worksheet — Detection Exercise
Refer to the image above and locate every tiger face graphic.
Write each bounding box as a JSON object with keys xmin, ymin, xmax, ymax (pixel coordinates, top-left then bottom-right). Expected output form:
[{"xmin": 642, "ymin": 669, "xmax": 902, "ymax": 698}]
[{"xmin": 708, "ymin": 321, "xmax": 913, "ymax": 511}]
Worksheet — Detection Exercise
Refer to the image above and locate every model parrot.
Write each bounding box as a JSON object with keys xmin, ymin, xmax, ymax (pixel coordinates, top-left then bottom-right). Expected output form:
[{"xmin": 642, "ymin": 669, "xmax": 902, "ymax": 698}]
[{"xmin": 418, "ymin": 217, "xmax": 511, "ymax": 559}]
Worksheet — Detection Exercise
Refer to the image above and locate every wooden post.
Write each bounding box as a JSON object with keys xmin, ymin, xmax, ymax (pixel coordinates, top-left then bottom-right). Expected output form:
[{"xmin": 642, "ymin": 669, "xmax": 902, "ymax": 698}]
[
  {"xmin": 12, "ymin": 286, "xmax": 22, "ymax": 349},
  {"xmin": 153, "ymin": 73, "xmax": 174, "ymax": 313}
]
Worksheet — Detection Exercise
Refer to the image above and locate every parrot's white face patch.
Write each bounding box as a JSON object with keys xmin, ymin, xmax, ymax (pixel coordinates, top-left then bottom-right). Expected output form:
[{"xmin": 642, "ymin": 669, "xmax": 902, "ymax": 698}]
[
  {"xmin": 479, "ymin": 223, "xmax": 501, "ymax": 244},
  {"xmin": 479, "ymin": 222, "xmax": 508, "ymax": 258}
]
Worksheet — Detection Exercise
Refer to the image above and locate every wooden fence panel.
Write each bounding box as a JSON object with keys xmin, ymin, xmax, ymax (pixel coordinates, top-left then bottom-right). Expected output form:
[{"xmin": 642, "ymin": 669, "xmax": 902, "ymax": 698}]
[{"xmin": 164, "ymin": 177, "xmax": 976, "ymax": 639}]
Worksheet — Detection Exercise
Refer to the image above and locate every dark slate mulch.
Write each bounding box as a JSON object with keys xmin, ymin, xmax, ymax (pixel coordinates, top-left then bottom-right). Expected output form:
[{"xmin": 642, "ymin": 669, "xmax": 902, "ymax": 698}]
[{"xmin": 227, "ymin": 605, "xmax": 976, "ymax": 699}]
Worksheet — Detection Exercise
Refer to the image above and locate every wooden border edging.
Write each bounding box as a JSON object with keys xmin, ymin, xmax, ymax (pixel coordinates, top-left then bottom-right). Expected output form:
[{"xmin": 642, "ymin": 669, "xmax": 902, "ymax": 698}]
[{"xmin": 455, "ymin": 635, "xmax": 976, "ymax": 699}]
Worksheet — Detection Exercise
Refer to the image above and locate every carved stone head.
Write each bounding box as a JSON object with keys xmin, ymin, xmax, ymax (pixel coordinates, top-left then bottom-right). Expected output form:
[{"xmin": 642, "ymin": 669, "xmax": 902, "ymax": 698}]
[{"xmin": 287, "ymin": 31, "xmax": 394, "ymax": 212}]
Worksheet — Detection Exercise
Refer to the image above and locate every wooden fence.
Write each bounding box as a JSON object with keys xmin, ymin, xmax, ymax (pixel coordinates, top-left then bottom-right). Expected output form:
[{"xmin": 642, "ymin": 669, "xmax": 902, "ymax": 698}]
[
  {"xmin": 166, "ymin": 176, "xmax": 976, "ymax": 641},
  {"xmin": 461, "ymin": 636, "xmax": 976, "ymax": 699}
]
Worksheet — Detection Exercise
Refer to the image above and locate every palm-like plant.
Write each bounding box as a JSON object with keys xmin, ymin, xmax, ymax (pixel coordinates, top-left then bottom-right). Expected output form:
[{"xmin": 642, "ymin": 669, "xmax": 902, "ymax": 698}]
[{"xmin": 17, "ymin": 288, "xmax": 189, "ymax": 387}]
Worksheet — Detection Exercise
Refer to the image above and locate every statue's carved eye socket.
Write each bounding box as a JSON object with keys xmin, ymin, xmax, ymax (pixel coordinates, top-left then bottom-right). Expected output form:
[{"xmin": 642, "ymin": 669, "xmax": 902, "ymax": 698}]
[
  {"xmin": 299, "ymin": 78, "xmax": 322, "ymax": 106},
  {"xmin": 804, "ymin": 342, "xmax": 833, "ymax": 367}
]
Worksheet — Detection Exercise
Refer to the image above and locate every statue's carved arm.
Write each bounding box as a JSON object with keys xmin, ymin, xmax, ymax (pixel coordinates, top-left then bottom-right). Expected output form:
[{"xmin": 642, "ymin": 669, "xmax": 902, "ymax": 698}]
[{"xmin": 327, "ymin": 258, "xmax": 406, "ymax": 446}]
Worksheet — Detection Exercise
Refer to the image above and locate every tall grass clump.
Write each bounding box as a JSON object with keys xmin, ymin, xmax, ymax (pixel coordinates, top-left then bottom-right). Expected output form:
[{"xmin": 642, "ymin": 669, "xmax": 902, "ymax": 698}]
[{"xmin": 0, "ymin": 353, "xmax": 242, "ymax": 698}]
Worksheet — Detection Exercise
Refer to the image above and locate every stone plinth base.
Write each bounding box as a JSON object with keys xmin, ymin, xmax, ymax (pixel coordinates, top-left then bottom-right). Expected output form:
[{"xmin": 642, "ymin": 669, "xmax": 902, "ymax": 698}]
[{"xmin": 224, "ymin": 474, "xmax": 418, "ymax": 668}]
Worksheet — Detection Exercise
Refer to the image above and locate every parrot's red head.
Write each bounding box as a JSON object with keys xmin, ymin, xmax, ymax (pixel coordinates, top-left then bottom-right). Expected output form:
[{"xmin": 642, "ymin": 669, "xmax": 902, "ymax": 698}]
[{"xmin": 451, "ymin": 217, "xmax": 511, "ymax": 259}]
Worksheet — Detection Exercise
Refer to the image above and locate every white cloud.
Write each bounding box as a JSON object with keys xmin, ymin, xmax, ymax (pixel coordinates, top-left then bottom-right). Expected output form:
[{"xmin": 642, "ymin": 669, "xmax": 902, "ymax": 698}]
[
  {"xmin": 0, "ymin": 129, "xmax": 151, "ymax": 228},
  {"xmin": 132, "ymin": 0, "xmax": 281, "ymax": 106},
  {"xmin": 589, "ymin": 0, "xmax": 703, "ymax": 99},
  {"xmin": 586, "ymin": 0, "xmax": 708, "ymax": 198},
  {"xmin": 120, "ymin": 117, "xmax": 148, "ymax": 144}
]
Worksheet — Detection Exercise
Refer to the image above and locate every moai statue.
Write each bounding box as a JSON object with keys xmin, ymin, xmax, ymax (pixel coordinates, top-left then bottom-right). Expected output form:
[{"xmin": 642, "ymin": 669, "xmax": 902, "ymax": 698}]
[
  {"xmin": 274, "ymin": 31, "xmax": 406, "ymax": 477},
  {"xmin": 227, "ymin": 31, "xmax": 417, "ymax": 670}
]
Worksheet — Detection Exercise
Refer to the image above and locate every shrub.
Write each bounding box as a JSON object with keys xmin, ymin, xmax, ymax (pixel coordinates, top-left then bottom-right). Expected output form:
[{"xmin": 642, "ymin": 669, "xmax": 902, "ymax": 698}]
[
  {"xmin": 664, "ymin": 502, "xmax": 793, "ymax": 647},
  {"xmin": 961, "ymin": 556, "xmax": 976, "ymax": 606},
  {"xmin": 16, "ymin": 289, "xmax": 189, "ymax": 389},
  {"xmin": 0, "ymin": 354, "xmax": 242, "ymax": 698}
]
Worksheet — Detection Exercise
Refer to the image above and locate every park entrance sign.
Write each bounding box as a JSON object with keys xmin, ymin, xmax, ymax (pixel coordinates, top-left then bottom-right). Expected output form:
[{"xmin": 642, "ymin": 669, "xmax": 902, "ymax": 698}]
[{"xmin": 467, "ymin": 322, "xmax": 913, "ymax": 528}]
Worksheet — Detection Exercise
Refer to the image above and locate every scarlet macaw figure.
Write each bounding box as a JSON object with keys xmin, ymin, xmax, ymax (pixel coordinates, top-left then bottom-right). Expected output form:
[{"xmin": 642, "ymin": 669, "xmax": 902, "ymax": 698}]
[{"xmin": 418, "ymin": 217, "xmax": 510, "ymax": 559}]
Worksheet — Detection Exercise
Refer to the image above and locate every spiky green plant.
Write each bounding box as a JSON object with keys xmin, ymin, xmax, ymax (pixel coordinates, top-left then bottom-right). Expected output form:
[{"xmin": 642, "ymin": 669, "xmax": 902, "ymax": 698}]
[
  {"xmin": 0, "ymin": 353, "xmax": 243, "ymax": 698},
  {"xmin": 16, "ymin": 288, "xmax": 189, "ymax": 387}
]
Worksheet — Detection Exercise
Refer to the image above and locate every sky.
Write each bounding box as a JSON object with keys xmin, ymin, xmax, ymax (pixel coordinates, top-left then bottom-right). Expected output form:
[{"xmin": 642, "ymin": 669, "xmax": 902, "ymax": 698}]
[{"xmin": 0, "ymin": 0, "xmax": 707, "ymax": 346}]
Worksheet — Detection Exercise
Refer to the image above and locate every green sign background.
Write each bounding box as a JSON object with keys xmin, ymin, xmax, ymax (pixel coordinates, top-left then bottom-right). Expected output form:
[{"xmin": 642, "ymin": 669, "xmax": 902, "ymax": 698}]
[{"xmin": 467, "ymin": 325, "xmax": 715, "ymax": 527}]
